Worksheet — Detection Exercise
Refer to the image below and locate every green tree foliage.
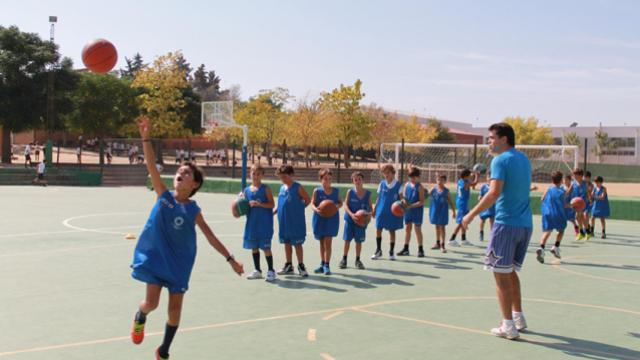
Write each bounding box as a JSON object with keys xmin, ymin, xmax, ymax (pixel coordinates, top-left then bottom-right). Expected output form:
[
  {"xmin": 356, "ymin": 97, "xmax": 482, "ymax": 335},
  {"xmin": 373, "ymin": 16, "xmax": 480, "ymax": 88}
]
[
  {"xmin": 503, "ymin": 116, "xmax": 554, "ymax": 145},
  {"xmin": 426, "ymin": 118, "xmax": 455, "ymax": 142},
  {"xmin": 191, "ymin": 64, "xmax": 229, "ymax": 101},
  {"xmin": 120, "ymin": 53, "xmax": 144, "ymax": 79},
  {"xmin": 564, "ymin": 132, "xmax": 581, "ymax": 146},
  {"xmin": 64, "ymin": 72, "xmax": 138, "ymax": 137},
  {"xmin": 0, "ymin": 25, "xmax": 78, "ymax": 162},
  {"xmin": 287, "ymin": 98, "xmax": 326, "ymax": 167},
  {"xmin": 593, "ymin": 126, "xmax": 616, "ymax": 162}
]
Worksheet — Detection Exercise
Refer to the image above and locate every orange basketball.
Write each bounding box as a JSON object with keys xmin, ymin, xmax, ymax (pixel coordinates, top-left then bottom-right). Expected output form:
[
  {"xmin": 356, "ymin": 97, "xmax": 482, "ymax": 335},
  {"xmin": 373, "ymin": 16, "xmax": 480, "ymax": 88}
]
[
  {"xmin": 391, "ymin": 200, "xmax": 405, "ymax": 217},
  {"xmin": 82, "ymin": 39, "xmax": 118, "ymax": 73},
  {"xmin": 354, "ymin": 209, "xmax": 369, "ymax": 226},
  {"xmin": 570, "ymin": 197, "xmax": 586, "ymax": 212},
  {"xmin": 317, "ymin": 199, "xmax": 338, "ymax": 218}
]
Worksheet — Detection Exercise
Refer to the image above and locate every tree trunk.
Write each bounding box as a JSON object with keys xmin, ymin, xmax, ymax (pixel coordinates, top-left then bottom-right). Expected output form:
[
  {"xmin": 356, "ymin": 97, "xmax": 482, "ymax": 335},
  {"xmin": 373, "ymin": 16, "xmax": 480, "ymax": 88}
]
[
  {"xmin": 1, "ymin": 127, "xmax": 11, "ymax": 164},
  {"xmin": 266, "ymin": 142, "xmax": 272, "ymax": 166},
  {"xmin": 305, "ymin": 145, "xmax": 311, "ymax": 168},
  {"xmin": 343, "ymin": 144, "xmax": 351, "ymax": 168}
]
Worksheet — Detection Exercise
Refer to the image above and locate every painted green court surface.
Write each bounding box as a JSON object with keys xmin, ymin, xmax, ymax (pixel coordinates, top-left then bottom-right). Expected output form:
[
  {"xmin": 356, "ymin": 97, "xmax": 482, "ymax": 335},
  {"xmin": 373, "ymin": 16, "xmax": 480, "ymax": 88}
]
[{"xmin": 1, "ymin": 186, "xmax": 639, "ymax": 360}]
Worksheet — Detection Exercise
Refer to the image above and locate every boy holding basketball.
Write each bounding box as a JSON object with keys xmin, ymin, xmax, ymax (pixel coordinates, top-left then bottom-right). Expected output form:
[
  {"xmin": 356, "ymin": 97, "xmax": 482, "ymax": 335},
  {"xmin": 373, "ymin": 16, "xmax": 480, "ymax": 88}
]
[
  {"xmin": 341, "ymin": 171, "xmax": 373, "ymax": 269},
  {"xmin": 130, "ymin": 117, "xmax": 243, "ymax": 360},
  {"xmin": 311, "ymin": 168, "xmax": 342, "ymax": 275},
  {"xmin": 590, "ymin": 176, "xmax": 610, "ymax": 239},
  {"xmin": 569, "ymin": 168, "xmax": 590, "ymax": 240},
  {"xmin": 478, "ymin": 170, "xmax": 496, "ymax": 242},
  {"xmin": 561, "ymin": 174, "xmax": 580, "ymax": 235},
  {"xmin": 449, "ymin": 169, "xmax": 478, "ymax": 247},
  {"xmin": 398, "ymin": 166, "xmax": 427, "ymax": 257},
  {"xmin": 584, "ymin": 171, "xmax": 595, "ymax": 235},
  {"xmin": 275, "ymin": 165, "xmax": 311, "ymax": 277},
  {"xmin": 372, "ymin": 164, "xmax": 404, "ymax": 260},
  {"xmin": 243, "ymin": 164, "xmax": 276, "ymax": 282},
  {"xmin": 430, "ymin": 174, "xmax": 456, "ymax": 253},
  {"xmin": 536, "ymin": 171, "xmax": 568, "ymax": 263}
]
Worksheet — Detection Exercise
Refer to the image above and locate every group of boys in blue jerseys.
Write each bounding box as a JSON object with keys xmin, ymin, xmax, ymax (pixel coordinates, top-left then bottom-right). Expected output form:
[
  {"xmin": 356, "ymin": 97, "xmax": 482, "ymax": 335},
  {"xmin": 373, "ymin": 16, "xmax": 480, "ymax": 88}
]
[
  {"xmin": 535, "ymin": 168, "xmax": 610, "ymax": 263},
  {"xmin": 127, "ymin": 117, "xmax": 613, "ymax": 357}
]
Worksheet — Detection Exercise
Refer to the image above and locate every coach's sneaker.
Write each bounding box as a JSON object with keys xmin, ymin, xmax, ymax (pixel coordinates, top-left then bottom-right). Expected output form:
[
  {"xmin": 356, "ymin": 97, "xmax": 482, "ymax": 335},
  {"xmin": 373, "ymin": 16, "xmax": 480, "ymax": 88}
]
[
  {"xmin": 397, "ymin": 248, "xmax": 410, "ymax": 256},
  {"xmin": 314, "ymin": 263, "xmax": 325, "ymax": 274},
  {"xmin": 550, "ymin": 246, "xmax": 561, "ymax": 259},
  {"xmin": 339, "ymin": 258, "xmax": 347, "ymax": 269},
  {"xmin": 371, "ymin": 249, "xmax": 383, "ymax": 260},
  {"xmin": 131, "ymin": 320, "xmax": 145, "ymax": 345},
  {"xmin": 355, "ymin": 259, "xmax": 366, "ymax": 270},
  {"xmin": 535, "ymin": 248, "xmax": 545, "ymax": 264},
  {"xmin": 491, "ymin": 321, "xmax": 519, "ymax": 340},
  {"xmin": 156, "ymin": 348, "xmax": 169, "ymax": 360},
  {"xmin": 265, "ymin": 270, "xmax": 277, "ymax": 282},
  {"xmin": 247, "ymin": 270, "xmax": 263, "ymax": 280},
  {"xmin": 448, "ymin": 240, "xmax": 461, "ymax": 247},
  {"xmin": 513, "ymin": 313, "xmax": 528, "ymax": 331},
  {"xmin": 298, "ymin": 263, "xmax": 309, "ymax": 277},
  {"xmin": 277, "ymin": 263, "xmax": 294, "ymax": 275},
  {"xmin": 461, "ymin": 239, "xmax": 474, "ymax": 246},
  {"xmin": 388, "ymin": 252, "xmax": 397, "ymax": 261}
]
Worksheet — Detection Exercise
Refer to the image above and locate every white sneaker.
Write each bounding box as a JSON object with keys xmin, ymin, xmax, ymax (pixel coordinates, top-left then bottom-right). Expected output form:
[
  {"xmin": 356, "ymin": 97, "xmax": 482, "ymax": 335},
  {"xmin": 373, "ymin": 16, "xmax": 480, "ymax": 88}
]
[
  {"xmin": 513, "ymin": 314, "xmax": 527, "ymax": 331},
  {"xmin": 388, "ymin": 253, "xmax": 396, "ymax": 261},
  {"xmin": 448, "ymin": 240, "xmax": 461, "ymax": 247},
  {"xmin": 371, "ymin": 250, "xmax": 383, "ymax": 260},
  {"xmin": 491, "ymin": 322, "xmax": 519, "ymax": 340},
  {"xmin": 247, "ymin": 270, "xmax": 263, "ymax": 280},
  {"xmin": 461, "ymin": 239, "xmax": 473, "ymax": 246},
  {"xmin": 265, "ymin": 270, "xmax": 276, "ymax": 282},
  {"xmin": 536, "ymin": 248, "xmax": 545, "ymax": 264},
  {"xmin": 550, "ymin": 246, "xmax": 561, "ymax": 259}
]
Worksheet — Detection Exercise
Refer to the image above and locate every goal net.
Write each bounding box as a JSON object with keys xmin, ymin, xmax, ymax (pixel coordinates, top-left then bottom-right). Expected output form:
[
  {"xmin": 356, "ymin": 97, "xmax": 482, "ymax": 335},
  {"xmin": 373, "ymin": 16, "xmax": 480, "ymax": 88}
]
[{"xmin": 373, "ymin": 143, "xmax": 579, "ymax": 184}]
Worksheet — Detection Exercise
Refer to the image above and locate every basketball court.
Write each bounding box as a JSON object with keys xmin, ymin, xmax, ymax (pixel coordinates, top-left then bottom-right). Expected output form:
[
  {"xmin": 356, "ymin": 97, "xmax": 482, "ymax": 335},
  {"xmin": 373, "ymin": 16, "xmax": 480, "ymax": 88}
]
[{"xmin": 1, "ymin": 186, "xmax": 638, "ymax": 359}]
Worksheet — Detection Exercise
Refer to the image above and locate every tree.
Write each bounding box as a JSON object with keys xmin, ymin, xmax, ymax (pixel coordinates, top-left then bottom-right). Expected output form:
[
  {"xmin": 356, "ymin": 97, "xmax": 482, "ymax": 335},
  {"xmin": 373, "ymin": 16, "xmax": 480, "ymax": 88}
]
[
  {"xmin": 120, "ymin": 53, "xmax": 144, "ymax": 79},
  {"xmin": 394, "ymin": 116, "xmax": 437, "ymax": 143},
  {"xmin": 426, "ymin": 118, "xmax": 454, "ymax": 142},
  {"xmin": 64, "ymin": 72, "xmax": 138, "ymax": 137},
  {"xmin": 0, "ymin": 25, "xmax": 76, "ymax": 163},
  {"xmin": 318, "ymin": 79, "xmax": 373, "ymax": 167},
  {"xmin": 175, "ymin": 54, "xmax": 192, "ymax": 81},
  {"xmin": 287, "ymin": 98, "xmax": 326, "ymax": 167},
  {"xmin": 503, "ymin": 116, "xmax": 554, "ymax": 145},
  {"xmin": 564, "ymin": 132, "xmax": 581, "ymax": 146},
  {"xmin": 363, "ymin": 104, "xmax": 397, "ymax": 162},
  {"xmin": 132, "ymin": 52, "xmax": 190, "ymax": 138},
  {"xmin": 191, "ymin": 64, "xmax": 229, "ymax": 102},
  {"xmin": 593, "ymin": 126, "xmax": 616, "ymax": 163}
]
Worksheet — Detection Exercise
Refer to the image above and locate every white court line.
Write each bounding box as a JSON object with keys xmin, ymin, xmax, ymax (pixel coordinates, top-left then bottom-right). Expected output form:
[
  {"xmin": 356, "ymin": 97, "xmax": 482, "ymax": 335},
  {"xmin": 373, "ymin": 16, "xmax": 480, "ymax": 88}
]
[
  {"xmin": 320, "ymin": 353, "xmax": 335, "ymax": 360},
  {"xmin": 322, "ymin": 311, "xmax": 344, "ymax": 321},
  {"xmin": 307, "ymin": 328, "xmax": 317, "ymax": 342}
]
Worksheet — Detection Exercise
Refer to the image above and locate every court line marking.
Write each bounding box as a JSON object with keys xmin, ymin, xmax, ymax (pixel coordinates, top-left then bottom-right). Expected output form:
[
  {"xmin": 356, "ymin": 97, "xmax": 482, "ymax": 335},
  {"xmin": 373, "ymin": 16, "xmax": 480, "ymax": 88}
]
[
  {"xmin": 1, "ymin": 296, "xmax": 638, "ymax": 357},
  {"xmin": 322, "ymin": 311, "xmax": 344, "ymax": 321},
  {"xmin": 320, "ymin": 353, "xmax": 335, "ymax": 360},
  {"xmin": 307, "ymin": 328, "xmax": 317, "ymax": 342},
  {"xmin": 551, "ymin": 255, "xmax": 640, "ymax": 286}
]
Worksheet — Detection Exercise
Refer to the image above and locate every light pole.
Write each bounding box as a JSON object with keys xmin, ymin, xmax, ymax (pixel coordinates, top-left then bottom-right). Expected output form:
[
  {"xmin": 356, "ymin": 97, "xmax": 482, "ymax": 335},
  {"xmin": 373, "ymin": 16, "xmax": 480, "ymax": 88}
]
[{"xmin": 45, "ymin": 16, "xmax": 57, "ymax": 165}]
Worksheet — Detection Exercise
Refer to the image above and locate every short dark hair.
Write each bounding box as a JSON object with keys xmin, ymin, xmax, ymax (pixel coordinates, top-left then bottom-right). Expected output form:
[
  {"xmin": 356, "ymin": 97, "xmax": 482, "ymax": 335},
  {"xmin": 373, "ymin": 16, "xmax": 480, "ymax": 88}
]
[
  {"xmin": 182, "ymin": 161, "xmax": 204, "ymax": 197},
  {"xmin": 551, "ymin": 171, "xmax": 563, "ymax": 185},
  {"xmin": 318, "ymin": 168, "xmax": 333, "ymax": 179},
  {"xmin": 351, "ymin": 171, "xmax": 364, "ymax": 180},
  {"xmin": 276, "ymin": 164, "xmax": 295, "ymax": 176},
  {"xmin": 381, "ymin": 164, "xmax": 396, "ymax": 175},
  {"xmin": 438, "ymin": 174, "xmax": 447, "ymax": 181},
  {"xmin": 488, "ymin": 123, "xmax": 516, "ymax": 147},
  {"xmin": 460, "ymin": 169, "xmax": 471, "ymax": 179},
  {"xmin": 564, "ymin": 173, "xmax": 572, "ymax": 180},
  {"xmin": 408, "ymin": 166, "xmax": 421, "ymax": 178},
  {"xmin": 251, "ymin": 164, "xmax": 265, "ymax": 175},
  {"xmin": 595, "ymin": 175, "xmax": 604, "ymax": 183},
  {"xmin": 585, "ymin": 171, "xmax": 592, "ymax": 178},
  {"xmin": 572, "ymin": 168, "xmax": 584, "ymax": 176}
]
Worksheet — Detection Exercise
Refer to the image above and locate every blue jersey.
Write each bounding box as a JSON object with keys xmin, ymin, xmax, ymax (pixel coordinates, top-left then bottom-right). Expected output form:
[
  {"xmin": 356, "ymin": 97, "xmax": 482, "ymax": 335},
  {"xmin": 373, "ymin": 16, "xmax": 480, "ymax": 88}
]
[
  {"xmin": 456, "ymin": 179, "xmax": 470, "ymax": 210},
  {"xmin": 404, "ymin": 182, "xmax": 425, "ymax": 225},
  {"xmin": 343, "ymin": 188, "xmax": 371, "ymax": 242},
  {"xmin": 560, "ymin": 184, "xmax": 575, "ymax": 221},
  {"xmin": 131, "ymin": 191, "xmax": 201, "ymax": 292},
  {"xmin": 429, "ymin": 187, "xmax": 450, "ymax": 226},
  {"xmin": 312, "ymin": 186, "xmax": 340, "ymax": 239},
  {"xmin": 375, "ymin": 180, "xmax": 404, "ymax": 230},
  {"xmin": 277, "ymin": 182, "xmax": 307, "ymax": 241},
  {"xmin": 479, "ymin": 183, "xmax": 496, "ymax": 219},
  {"xmin": 571, "ymin": 180, "xmax": 588, "ymax": 203},
  {"xmin": 591, "ymin": 186, "xmax": 610, "ymax": 218},
  {"xmin": 541, "ymin": 186, "xmax": 567, "ymax": 232},
  {"xmin": 490, "ymin": 148, "xmax": 533, "ymax": 228},
  {"xmin": 243, "ymin": 184, "xmax": 274, "ymax": 242}
]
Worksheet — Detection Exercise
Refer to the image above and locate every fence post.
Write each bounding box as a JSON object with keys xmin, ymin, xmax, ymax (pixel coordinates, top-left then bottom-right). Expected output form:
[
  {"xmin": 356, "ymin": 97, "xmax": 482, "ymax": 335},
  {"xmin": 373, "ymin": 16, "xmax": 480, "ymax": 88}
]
[
  {"xmin": 400, "ymin": 138, "xmax": 405, "ymax": 184},
  {"xmin": 232, "ymin": 139, "xmax": 237, "ymax": 179},
  {"xmin": 283, "ymin": 140, "xmax": 288, "ymax": 164},
  {"xmin": 583, "ymin": 138, "xmax": 588, "ymax": 171},
  {"xmin": 337, "ymin": 140, "xmax": 342, "ymax": 184},
  {"xmin": 473, "ymin": 139, "xmax": 478, "ymax": 166}
]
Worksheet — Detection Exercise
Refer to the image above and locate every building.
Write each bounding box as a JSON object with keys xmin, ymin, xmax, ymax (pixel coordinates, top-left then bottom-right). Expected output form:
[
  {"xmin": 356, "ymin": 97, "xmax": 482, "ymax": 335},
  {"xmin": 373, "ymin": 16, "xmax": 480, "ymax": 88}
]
[
  {"xmin": 551, "ymin": 126, "xmax": 640, "ymax": 165},
  {"xmin": 393, "ymin": 110, "xmax": 484, "ymax": 144}
]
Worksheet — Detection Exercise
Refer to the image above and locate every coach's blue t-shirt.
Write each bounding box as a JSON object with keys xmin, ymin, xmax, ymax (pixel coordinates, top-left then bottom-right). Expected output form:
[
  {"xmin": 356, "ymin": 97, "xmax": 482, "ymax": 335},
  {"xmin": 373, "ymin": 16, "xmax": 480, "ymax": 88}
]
[{"xmin": 490, "ymin": 148, "xmax": 533, "ymax": 228}]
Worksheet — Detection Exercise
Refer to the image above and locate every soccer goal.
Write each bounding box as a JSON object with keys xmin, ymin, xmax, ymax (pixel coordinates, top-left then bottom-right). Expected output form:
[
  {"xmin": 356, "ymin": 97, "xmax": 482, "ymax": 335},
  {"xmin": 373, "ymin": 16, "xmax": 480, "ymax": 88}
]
[
  {"xmin": 375, "ymin": 142, "xmax": 579, "ymax": 184},
  {"xmin": 202, "ymin": 101, "xmax": 249, "ymax": 190}
]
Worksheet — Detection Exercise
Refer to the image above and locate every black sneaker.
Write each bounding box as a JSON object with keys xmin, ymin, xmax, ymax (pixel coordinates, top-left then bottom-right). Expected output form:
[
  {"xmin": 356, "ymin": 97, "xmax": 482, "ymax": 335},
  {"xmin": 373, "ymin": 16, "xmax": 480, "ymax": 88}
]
[
  {"xmin": 277, "ymin": 263, "xmax": 294, "ymax": 275},
  {"xmin": 355, "ymin": 259, "xmax": 365, "ymax": 270},
  {"xmin": 371, "ymin": 249, "xmax": 383, "ymax": 260},
  {"xmin": 397, "ymin": 248, "xmax": 410, "ymax": 256},
  {"xmin": 298, "ymin": 263, "xmax": 309, "ymax": 277},
  {"xmin": 339, "ymin": 258, "xmax": 347, "ymax": 269},
  {"xmin": 602, "ymin": 233, "xmax": 606, "ymax": 239},
  {"xmin": 417, "ymin": 249, "xmax": 425, "ymax": 258}
]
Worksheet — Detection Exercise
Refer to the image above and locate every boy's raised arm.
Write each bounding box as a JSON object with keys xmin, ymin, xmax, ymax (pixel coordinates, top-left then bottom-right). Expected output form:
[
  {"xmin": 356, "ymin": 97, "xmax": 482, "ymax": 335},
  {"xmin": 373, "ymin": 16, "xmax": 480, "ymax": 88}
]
[{"xmin": 138, "ymin": 116, "xmax": 167, "ymax": 196}]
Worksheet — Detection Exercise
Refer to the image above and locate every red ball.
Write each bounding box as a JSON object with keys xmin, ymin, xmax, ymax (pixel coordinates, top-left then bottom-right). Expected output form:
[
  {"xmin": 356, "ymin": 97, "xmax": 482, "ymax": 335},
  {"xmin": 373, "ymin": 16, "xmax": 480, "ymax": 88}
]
[
  {"xmin": 391, "ymin": 200, "xmax": 405, "ymax": 217},
  {"xmin": 317, "ymin": 199, "xmax": 338, "ymax": 218},
  {"xmin": 570, "ymin": 197, "xmax": 586, "ymax": 212},
  {"xmin": 82, "ymin": 39, "xmax": 118, "ymax": 73}
]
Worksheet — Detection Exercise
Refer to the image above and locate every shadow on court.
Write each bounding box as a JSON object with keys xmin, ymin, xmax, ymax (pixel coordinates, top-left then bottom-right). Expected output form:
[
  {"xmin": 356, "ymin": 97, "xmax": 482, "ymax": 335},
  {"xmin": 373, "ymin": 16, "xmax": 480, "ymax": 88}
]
[
  {"xmin": 524, "ymin": 330, "xmax": 640, "ymax": 360},
  {"xmin": 275, "ymin": 277, "xmax": 347, "ymax": 292},
  {"xmin": 335, "ymin": 272, "xmax": 416, "ymax": 286},
  {"xmin": 398, "ymin": 257, "xmax": 475, "ymax": 270}
]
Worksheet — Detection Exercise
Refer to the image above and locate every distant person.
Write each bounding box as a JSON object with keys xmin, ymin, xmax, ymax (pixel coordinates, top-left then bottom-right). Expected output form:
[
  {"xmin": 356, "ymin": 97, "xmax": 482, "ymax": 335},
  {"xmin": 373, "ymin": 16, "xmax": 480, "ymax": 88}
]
[
  {"xmin": 106, "ymin": 145, "xmax": 113, "ymax": 164},
  {"xmin": 590, "ymin": 176, "xmax": 610, "ymax": 239},
  {"xmin": 449, "ymin": 168, "xmax": 479, "ymax": 247},
  {"xmin": 34, "ymin": 143, "xmax": 40, "ymax": 162},
  {"xmin": 24, "ymin": 143, "xmax": 32, "ymax": 168},
  {"xmin": 76, "ymin": 145, "xmax": 82, "ymax": 164},
  {"xmin": 33, "ymin": 159, "xmax": 47, "ymax": 186},
  {"xmin": 535, "ymin": 171, "xmax": 568, "ymax": 264}
]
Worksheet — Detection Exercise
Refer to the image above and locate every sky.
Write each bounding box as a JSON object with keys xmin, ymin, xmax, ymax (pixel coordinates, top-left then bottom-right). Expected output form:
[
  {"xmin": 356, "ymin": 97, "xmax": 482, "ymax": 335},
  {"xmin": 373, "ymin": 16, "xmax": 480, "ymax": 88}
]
[{"xmin": 2, "ymin": 0, "xmax": 639, "ymax": 127}]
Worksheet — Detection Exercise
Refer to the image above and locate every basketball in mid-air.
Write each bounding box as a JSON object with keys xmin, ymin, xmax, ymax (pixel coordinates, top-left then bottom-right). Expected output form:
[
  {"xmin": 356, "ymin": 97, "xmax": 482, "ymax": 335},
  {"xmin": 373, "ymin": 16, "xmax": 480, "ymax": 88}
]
[
  {"xmin": 570, "ymin": 197, "xmax": 586, "ymax": 212},
  {"xmin": 82, "ymin": 39, "xmax": 118, "ymax": 73}
]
